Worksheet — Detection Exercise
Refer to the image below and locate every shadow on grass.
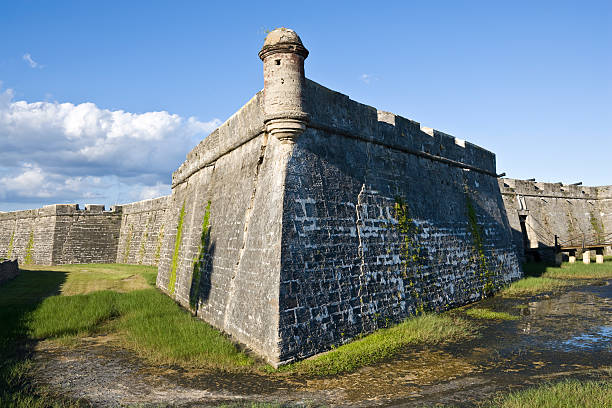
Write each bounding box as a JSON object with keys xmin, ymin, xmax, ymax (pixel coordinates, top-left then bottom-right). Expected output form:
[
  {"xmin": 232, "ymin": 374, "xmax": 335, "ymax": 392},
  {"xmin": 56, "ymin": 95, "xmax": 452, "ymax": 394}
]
[
  {"xmin": 522, "ymin": 261, "xmax": 548, "ymax": 278},
  {"xmin": 0, "ymin": 268, "xmax": 79, "ymax": 407}
]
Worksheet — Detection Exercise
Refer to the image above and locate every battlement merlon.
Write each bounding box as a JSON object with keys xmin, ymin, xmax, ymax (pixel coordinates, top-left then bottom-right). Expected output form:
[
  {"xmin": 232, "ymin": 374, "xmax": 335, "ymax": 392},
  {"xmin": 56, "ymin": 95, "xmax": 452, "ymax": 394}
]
[
  {"xmin": 171, "ymin": 27, "xmax": 499, "ymax": 187},
  {"xmin": 54, "ymin": 204, "xmax": 122, "ymax": 215}
]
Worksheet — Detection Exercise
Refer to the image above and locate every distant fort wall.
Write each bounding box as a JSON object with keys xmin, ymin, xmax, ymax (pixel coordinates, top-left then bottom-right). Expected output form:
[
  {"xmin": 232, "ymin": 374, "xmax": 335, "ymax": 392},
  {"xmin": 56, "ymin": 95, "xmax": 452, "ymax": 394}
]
[
  {"xmin": 0, "ymin": 205, "xmax": 57, "ymax": 265},
  {"xmin": 0, "ymin": 199, "xmax": 169, "ymax": 266},
  {"xmin": 499, "ymin": 179, "xmax": 612, "ymax": 258},
  {"xmin": 116, "ymin": 196, "xmax": 170, "ymax": 265}
]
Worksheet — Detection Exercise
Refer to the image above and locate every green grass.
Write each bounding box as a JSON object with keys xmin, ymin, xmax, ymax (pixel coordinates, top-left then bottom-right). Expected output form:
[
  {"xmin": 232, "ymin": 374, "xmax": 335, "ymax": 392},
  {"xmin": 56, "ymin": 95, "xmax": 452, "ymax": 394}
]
[
  {"xmin": 0, "ymin": 264, "xmax": 253, "ymax": 407},
  {"xmin": 5, "ymin": 260, "xmax": 610, "ymax": 405},
  {"xmin": 0, "ymin": 269, "xmax": 79, "ymax": 407},
  {"xmin": 28, "ymin": 288, "xmax": 253, "ymax": 367},
  {"xmin": 502, "ymin": 277, "xmax": 568, "ymax": 296},
  {"xmin": 487, "ymin": 379, "xmax": 612, "ymax": 408},
  {"xmin": 23, "ymin": 265, "xmax": 253, "ymax": 367},
  {"xmin": 217, "ymin": 404, "xmax": 286, "ymax": 408},
  {"xmin": 27, "ymin": 263, "xmax": 159, "ymax": 288},
  {"xmin": 465, "ymin": 308, "xmax": 519, "ymax": 321},
  {"xmin": 545, "ymin": 259, "xmax": 612, "ymax": 280},
  {"xmin": 503, "ymin": 256, "xmax": 612, "ymax": 297},
  {"xmin": 277, "ymin": 313, "xmax": 474, "ymax": 376}
]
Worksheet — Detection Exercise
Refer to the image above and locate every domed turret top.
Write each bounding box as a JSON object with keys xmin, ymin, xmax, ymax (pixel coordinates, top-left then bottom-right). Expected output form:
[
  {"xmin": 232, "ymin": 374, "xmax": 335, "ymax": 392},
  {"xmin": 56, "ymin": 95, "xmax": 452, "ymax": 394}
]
[{"xmin": 259, "ymin": 27, "xmax": 309, "ymax": 60}]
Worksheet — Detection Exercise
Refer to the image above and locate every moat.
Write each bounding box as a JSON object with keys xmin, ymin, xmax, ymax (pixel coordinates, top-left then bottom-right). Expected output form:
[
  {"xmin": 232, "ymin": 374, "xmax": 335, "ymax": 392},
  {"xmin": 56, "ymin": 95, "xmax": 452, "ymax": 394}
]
[{"xmin": 31, "ymin": 276, "xmax": 611, "ymax": 407}]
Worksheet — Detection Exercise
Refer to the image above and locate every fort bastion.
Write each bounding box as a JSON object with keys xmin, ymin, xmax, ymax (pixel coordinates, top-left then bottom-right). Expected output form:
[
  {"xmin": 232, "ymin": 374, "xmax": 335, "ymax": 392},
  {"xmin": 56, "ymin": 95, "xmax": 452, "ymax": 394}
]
[{"xmin": 1, "ymin": 28, "xmax": 609, "ymax": 366}]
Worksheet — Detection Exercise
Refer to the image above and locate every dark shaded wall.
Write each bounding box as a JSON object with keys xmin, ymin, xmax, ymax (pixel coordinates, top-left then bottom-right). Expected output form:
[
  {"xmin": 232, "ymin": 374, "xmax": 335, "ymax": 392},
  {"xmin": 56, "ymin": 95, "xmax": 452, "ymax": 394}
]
[
  {"xmin": 0, "ymin": 259, "xmax": 19, "ymax": 285},
  {"xmin": 276, "ymin": 80, "xmax": 522, "ymax": 361}
]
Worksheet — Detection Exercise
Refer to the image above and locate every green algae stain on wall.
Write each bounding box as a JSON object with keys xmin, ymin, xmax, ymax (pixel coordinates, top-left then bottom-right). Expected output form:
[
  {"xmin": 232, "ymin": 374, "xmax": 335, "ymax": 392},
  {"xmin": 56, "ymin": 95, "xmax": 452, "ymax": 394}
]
[
  {"xmin": 464, "ymin": 189, "xmax": 494, "ymax": 296},
  {"xmin": 393, "ymin": 197, "xmax": 426, "ymax": 314},
  {"xmin": 590, "ymin": 211, "xmax": 605, "ymax": 243},
  {"xmin": 190, "ymin": 200, "xmax": 212, "ymax": 310},
  {"xmin": 24, "ymin": 230, "xmax": 35, "ymax": 265},
  {"xmin": 169, "ymin": 202, "xmax": 186, "ymax": 295}
]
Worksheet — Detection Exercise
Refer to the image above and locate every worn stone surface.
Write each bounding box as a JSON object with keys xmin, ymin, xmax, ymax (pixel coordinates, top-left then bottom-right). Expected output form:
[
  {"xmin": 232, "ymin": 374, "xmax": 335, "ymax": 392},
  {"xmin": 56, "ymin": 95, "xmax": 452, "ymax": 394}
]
[
  {"xmin": 0, "ymin": 259, "xmax": 19, "ymax": 285},
  {"xmin": 116, "ymin": 196, "xmax": 170, "ymax": 266},
  {"xmin": 275, "ymin": 80, "xmax": 521, "ymax": 362},
  {"xmin": 156, "ymin": 90, "xmax": 289, "ymax": 363},
  {"xmin": 52, "ymin": 204, "xmax": 123, "ymax": 265}
]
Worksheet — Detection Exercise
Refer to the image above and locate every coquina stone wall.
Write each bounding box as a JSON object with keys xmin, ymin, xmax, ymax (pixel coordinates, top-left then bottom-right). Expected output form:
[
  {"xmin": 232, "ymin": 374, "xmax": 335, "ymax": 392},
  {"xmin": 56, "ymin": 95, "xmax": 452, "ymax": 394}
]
[
  {"xmin": 52, "ymin": 204, "xmax": 123, "ymax": 265},
  {"xmin": 499, "ymin": 179, "xmax": 612, "ymax": 257},
  {"xmin": 116, "ymin": 196, "xmax": 170, "ymax": 265},
  {"xmin": 156, "ymin": 91, "xmax": 288, "ymax": 362},
  {"xmin": 0, "ymin": 205, "xmax": 61, "ymax": 265},
  {"xmin": 14, "ymin": 27, "xmax": 609, "ymax": 367},
  {"xmin": 274, "ymin": 81, "xmax": 521, "ymax": 361},
  {"xmin": 156, "ymin": 28, "xmax": 522, "ymax": 366},
  {"xmin": 0, "ymin": 202, "xmax": 169, "ymax": 265}
]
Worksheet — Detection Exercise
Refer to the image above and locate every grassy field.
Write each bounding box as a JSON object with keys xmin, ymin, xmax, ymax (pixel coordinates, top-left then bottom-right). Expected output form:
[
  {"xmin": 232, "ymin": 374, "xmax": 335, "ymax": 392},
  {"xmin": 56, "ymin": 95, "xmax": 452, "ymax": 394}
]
[
  {"xmin": 2, "ymin": 258, "xmax": 610, "ymax": 406},
  {"xmin": 502, "ymin": 256, "xmax": 612, "ymax": 296},
  {"xmin": 0, "ymin": 264, "xmax": 254, "ymax": 407},
  {"xmin": 486, "ymin": 378, "xmax": 612, "ymax": 408},
  {"xmin": 0, "ymin": 263, "xmax": 479, "ymax": 405}
]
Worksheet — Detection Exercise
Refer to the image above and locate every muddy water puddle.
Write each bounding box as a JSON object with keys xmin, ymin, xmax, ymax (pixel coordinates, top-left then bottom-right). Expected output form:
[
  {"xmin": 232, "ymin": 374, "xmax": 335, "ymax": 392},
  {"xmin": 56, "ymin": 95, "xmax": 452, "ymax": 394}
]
[{"xmin": 33, "ymin": 280, "xmax": 612, "ymax": 407}]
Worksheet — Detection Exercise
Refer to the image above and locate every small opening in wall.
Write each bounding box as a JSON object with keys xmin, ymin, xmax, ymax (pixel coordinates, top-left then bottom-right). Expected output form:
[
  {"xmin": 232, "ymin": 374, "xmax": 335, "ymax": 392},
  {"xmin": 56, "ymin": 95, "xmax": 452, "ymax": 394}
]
[{"xmin": 275, "ymin": 59, "xmax": 281, "ymax": 65}]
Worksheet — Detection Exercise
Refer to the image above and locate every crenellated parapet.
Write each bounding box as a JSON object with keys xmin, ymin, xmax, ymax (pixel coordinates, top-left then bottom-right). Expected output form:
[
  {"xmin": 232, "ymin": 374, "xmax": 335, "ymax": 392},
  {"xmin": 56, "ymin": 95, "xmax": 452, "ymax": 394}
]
[{"xmin": 301, "ymin": 80, "xmax": 497, "ymax": 176}]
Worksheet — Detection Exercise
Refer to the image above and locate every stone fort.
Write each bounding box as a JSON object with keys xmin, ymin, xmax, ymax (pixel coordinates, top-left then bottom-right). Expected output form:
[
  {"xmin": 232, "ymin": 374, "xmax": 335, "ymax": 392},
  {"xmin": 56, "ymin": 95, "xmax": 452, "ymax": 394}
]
[{"xmin": 1, "ymin": 28, "xmax": 610, "ymax": 366}]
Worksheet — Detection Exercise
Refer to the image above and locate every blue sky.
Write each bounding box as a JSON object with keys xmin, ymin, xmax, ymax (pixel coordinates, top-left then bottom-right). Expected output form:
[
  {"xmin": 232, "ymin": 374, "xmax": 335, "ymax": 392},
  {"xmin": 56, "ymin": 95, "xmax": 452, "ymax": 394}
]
[{"xmin": 0, "ymin": 1, "xmax": 610, "ymax": 211}]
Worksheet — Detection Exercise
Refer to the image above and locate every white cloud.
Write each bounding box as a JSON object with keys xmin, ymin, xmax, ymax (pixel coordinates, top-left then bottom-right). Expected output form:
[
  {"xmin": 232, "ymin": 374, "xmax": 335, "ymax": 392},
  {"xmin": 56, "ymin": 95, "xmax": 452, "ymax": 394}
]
[
  {"xmin": 360, "ymin": 73, "xmax": 379, "ymax": 85},
  {"xmin": 23, "ymin": 53, "xmax": 43, "ymax": 69},
  {"xmin": 138, "ymin": 182, "xmax": 170, "ymax": 201},
  {"xmin": 0, "ymin": 85, "xmax": 221, "ymax": 210}
]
